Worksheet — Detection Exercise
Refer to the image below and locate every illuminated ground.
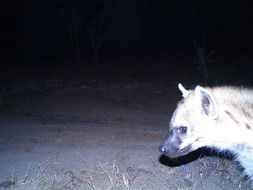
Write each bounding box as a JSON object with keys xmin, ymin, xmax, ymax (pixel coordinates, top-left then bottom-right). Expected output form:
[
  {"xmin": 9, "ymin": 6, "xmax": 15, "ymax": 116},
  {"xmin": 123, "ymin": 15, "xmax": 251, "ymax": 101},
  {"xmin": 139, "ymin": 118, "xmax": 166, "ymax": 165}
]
[{"xmin": 0, "ymin": 83, "xmax": 251, "ymax": 189}]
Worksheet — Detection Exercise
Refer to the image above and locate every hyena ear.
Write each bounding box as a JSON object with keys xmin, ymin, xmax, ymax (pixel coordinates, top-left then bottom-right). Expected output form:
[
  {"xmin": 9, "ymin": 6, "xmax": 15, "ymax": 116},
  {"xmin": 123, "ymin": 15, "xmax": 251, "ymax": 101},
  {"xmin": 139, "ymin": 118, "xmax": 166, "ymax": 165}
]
[
  {"xmin": 178, "ymin": 83, "xmax": 190, "ymax": 98},
  {"xmin": 195, "ymin": 86, "xmax": 218, "ymax": 118}
]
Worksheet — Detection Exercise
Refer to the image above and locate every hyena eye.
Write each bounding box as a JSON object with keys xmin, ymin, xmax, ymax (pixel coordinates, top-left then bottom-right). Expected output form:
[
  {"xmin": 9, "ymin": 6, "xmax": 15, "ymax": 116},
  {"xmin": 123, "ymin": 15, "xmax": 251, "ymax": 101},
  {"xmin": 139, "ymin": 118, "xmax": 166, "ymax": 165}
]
[{"xmin": 178, "ymin": 126, "xmax": 187, "ymax": 135}]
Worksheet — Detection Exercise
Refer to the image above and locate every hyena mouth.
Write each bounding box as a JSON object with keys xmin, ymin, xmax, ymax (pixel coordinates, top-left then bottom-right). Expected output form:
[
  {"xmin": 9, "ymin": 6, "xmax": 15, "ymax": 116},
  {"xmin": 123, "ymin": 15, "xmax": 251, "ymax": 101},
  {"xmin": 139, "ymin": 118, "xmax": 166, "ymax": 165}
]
[
  {"xmin": 178, "ymin": 144, "xmax": 192, "ymax": 156},
  {"xmin": 160, "ymin": 143, "xmax": 193, "ymax": 158}
]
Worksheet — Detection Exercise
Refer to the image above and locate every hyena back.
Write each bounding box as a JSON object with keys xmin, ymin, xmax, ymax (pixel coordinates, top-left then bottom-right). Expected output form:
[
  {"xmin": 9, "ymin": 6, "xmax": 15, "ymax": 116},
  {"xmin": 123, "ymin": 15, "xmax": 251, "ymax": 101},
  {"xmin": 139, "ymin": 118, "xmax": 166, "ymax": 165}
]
[{"xmin": 160, "ymin": 84, "xmax": 253, "ymax": 181}]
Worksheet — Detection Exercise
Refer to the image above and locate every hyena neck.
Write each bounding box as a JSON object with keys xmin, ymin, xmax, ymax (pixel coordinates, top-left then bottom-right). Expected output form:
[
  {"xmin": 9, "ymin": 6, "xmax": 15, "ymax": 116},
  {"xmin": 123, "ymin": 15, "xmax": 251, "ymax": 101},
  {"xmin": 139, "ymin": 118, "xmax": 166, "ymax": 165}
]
[
  {"xmin": 203, "ymin": 87, "xmax": 253, "ymax": 180},
  {"xmin": 211, "ymin": 86, "xmax": 253, "ymax": 160}
]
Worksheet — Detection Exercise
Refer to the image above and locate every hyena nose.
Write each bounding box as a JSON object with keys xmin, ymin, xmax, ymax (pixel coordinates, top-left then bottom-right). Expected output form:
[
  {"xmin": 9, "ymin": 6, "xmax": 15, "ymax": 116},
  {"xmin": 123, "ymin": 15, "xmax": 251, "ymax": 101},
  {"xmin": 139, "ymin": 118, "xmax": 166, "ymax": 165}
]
[{"xmin": 159, "ymin": 145, "xmax": 167, "ymax": 154}]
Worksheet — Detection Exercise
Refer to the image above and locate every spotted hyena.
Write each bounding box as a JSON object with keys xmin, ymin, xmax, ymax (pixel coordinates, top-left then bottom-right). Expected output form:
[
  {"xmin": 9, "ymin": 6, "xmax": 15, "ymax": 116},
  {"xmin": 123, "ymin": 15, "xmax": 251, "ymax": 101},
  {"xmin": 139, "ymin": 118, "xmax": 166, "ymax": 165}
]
[{"xmin": 160, "ymin": 83, "xmax": 253, "ymax": 182}]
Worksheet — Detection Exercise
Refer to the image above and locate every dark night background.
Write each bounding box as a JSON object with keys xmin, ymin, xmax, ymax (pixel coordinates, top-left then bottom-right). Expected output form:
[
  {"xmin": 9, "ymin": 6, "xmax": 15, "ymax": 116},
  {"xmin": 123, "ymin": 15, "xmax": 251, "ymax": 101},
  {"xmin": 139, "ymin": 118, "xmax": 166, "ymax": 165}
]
[
  {"xmin": 1, "ymin": 0, "xmax": 253, "ymax": 87},
  {"xmin": 1, "ymin": 2, "xmax": 253, "ymax": 188}
]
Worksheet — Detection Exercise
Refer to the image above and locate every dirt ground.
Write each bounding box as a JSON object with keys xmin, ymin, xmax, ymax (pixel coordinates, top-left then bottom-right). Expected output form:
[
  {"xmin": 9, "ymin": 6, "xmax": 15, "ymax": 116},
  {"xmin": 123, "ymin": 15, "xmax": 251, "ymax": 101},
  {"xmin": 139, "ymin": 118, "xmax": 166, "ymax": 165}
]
[{"xmin": 0, "ymin": 81, "xmax": 252, "ymax": 190}]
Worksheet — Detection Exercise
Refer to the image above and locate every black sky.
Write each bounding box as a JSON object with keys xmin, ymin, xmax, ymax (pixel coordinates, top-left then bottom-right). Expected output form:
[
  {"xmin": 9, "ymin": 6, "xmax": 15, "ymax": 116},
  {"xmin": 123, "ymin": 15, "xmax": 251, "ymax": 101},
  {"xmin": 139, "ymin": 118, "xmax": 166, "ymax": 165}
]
[{"xmin": 2, "ymin": 0, "xmax": 253, "ymax": 69}]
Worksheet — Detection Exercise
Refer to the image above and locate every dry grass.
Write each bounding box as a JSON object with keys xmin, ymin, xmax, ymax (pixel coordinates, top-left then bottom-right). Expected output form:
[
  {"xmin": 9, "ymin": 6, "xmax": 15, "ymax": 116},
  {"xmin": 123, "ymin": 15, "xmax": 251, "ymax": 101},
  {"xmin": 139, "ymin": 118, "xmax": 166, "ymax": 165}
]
[
  {"xmin": 1, "ymin": 154, "xmax": 133, "ymax": 190},
  {"xmin": 1, "ymin": 152, "xmax": 252, "ymax": 190},
  {"xmin": 152, "ymin": 155, "xmax": 252, "ymax": 190}
]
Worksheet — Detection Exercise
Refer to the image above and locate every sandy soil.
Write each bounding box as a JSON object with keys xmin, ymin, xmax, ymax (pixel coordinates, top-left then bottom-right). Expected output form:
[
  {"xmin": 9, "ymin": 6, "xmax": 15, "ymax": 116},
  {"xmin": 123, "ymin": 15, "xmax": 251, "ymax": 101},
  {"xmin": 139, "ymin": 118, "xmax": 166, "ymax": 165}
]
[{"xmin": 0, "ymin": 84, "xmax": 252, "ymax": 190}]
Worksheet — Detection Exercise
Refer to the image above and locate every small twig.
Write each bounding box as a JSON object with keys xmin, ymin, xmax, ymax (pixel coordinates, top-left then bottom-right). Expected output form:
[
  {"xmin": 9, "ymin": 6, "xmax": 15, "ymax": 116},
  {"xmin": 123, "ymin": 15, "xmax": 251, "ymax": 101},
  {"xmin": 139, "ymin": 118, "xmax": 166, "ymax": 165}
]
[
  {"xmin": 62, "ymin": 178, "xmax": 73, "ymax": 189},
  {"xmin": 37, "ymin": 158, "xmax": 50, "ymax": 178},
  {"xmin": 75, "ymin": 151, "xmax": 92, "ymax": 170},
  {"xmin": 10, "ymin": 170, "xmax": 16, "ymax": 190},
  {"xmin": 51, "ymin": 174, "xmax": 56, "ymax": 189},
  {"xmin": 62, "ymin": 171, "xmax": 76, "ymax": 189},
  {"xmin": 122, "ymin": 174, "xmax": 130, "ymax": 189},
  {"xmin": 151, "ymin": 159, "xmax": 163, "ymax": 169},
  {"xmin": 22, "ymin": 163, "xmax": 32, "ymax": 183},
  {"xmin": 65, "ymin": 170, "xmax": 83, "ymax": 183},
  {"xmin": 85, "ymin": 176, "xmax": 96, "ymax": 190},
  {"xmin": 97, "ymin": 161, "xmax": 113, "ymax": 184},
  {"xmin": 39, "ymin": 181, "xmax": 46, "ymax": 190}
]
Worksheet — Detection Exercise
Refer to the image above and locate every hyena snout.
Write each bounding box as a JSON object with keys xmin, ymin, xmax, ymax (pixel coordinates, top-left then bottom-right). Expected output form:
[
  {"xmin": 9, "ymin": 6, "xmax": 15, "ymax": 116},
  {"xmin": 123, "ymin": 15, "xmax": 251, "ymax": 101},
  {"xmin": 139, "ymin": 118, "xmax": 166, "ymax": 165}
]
[
  {"xmin": 160, "ymin": 134, "xmax": 182, "ymax": 158},
  {"xmin": 160, "ymin": 139, "xmax": 192, "ymax": 158},
  {"xmin": 160, "ymin": 129, "xmax": 192, "ymax": 158},
  {"xmin": 159, "ymin": 143, "xmax": 177, "ymax": 156},
  {"xmin": 160, "ymin": 142, "xmax": 179, "ymax": 157}
]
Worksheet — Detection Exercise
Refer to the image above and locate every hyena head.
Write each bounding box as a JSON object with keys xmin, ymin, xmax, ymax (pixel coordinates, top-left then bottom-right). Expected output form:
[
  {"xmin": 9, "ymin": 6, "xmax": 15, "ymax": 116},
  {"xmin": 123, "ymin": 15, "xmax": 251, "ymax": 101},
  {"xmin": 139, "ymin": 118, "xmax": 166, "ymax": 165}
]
[{"xmin": 160, "ymin": 83, "xmax": 220, "ymax": 158}]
